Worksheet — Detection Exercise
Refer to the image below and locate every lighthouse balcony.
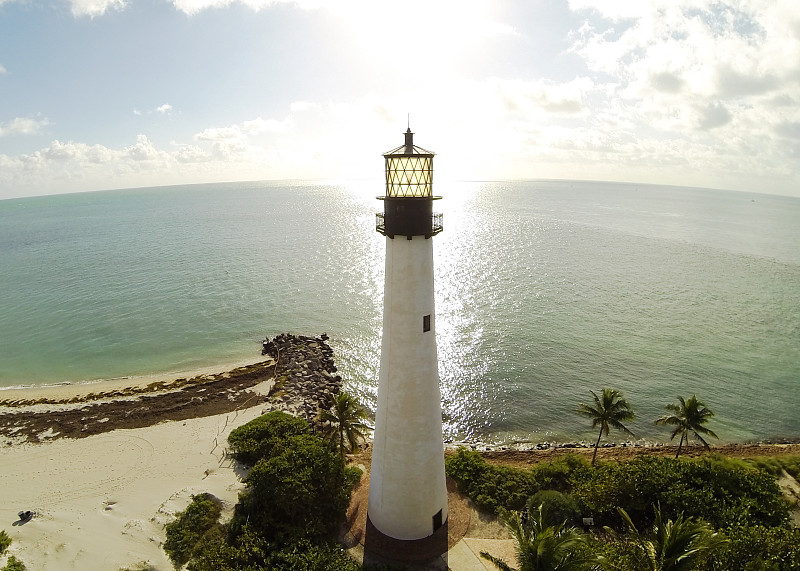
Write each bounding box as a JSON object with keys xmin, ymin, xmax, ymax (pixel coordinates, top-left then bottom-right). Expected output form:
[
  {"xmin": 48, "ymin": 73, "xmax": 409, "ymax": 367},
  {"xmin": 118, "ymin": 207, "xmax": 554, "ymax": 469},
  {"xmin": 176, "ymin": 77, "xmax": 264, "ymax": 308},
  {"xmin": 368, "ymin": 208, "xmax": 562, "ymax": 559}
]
[{"xmin": 376, "ymin": 212, "xmax": 443, "ymax": 238}]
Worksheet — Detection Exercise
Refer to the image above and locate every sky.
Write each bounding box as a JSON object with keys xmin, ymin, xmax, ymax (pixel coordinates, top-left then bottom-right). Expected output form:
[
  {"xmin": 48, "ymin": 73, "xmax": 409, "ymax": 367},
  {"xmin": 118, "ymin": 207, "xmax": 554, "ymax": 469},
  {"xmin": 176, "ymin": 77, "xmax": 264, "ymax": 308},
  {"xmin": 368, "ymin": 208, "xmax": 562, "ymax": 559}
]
[{"xmin": 0, "ymin": 0, "xmax": 799, "ymax": 199}]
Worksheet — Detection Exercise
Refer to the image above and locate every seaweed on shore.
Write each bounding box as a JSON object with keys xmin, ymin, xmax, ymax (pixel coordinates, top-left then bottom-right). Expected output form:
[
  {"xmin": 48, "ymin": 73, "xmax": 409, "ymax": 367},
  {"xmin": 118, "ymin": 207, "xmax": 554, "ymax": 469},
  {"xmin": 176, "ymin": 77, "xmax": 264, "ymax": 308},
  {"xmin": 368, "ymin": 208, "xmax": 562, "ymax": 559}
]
[{"xmin": 0, "ymin": 333, "xmax": 341, "ymax": 444}]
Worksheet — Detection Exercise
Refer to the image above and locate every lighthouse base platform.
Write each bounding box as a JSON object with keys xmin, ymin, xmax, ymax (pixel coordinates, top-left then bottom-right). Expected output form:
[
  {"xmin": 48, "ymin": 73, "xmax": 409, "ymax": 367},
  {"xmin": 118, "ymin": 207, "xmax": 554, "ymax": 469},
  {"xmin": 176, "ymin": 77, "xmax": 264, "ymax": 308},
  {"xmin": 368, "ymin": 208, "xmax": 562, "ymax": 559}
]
[{"xmin": 342, "ymin": 474, "xmax": 471, "ymax": 563}]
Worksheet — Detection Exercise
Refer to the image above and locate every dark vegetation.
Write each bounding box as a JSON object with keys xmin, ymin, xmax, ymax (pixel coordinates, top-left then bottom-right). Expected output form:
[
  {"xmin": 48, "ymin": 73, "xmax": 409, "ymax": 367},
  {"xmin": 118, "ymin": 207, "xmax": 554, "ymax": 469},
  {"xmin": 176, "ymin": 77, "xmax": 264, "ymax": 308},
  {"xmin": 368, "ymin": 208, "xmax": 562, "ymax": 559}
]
[
  {"xmin": 446, "ymin": 448, "xmax": 800, "ymax": 570},
  {"xmin": 0, "ymin": 531, "xmax": 10, "ymax": 555},
  {"xmin": 1, "ymin": 556, "xmax": 26, "ymax": 571},
  {"xmin": 0, "ymin": 531, "xmax": 26, "ymax": 571},
  {"xmin": 164, "ymin": 410, "xmax": 363, "ymax": 571},
  {"xmin": 164, "ymin": 407, "xmax": 799, "ymax": 570},
  {"xmin": 160, "ymin": 380, "xmax": 799, "ymax": 570}
]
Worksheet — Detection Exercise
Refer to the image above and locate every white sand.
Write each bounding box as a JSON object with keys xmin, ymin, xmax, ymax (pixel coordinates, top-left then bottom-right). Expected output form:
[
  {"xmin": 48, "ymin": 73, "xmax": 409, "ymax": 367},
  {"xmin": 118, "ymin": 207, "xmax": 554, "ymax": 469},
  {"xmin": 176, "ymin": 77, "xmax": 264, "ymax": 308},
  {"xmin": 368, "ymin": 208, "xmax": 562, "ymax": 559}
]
[{"xmin": 0, "ymin": 404, "xmax": 267, "ymax": 570}]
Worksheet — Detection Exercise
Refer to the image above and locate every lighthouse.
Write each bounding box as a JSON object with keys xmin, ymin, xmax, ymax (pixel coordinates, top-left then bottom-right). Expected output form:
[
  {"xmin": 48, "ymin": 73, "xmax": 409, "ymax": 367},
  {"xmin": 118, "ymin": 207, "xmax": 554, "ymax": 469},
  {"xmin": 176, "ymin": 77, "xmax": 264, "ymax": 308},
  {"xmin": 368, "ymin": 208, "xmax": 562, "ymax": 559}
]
[{"xmin": 368, "ymin": 128, "xmax": 448, "ymax": 541}]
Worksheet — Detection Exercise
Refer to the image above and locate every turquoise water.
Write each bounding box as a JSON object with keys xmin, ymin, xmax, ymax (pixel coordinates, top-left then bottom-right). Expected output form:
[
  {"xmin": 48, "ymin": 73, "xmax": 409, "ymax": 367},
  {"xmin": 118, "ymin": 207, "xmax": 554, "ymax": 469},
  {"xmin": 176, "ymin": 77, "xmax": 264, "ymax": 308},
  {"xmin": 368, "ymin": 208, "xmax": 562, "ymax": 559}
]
[{"xmin": 1, "ymin": 180, "xmax": 798, "ymax": 444}]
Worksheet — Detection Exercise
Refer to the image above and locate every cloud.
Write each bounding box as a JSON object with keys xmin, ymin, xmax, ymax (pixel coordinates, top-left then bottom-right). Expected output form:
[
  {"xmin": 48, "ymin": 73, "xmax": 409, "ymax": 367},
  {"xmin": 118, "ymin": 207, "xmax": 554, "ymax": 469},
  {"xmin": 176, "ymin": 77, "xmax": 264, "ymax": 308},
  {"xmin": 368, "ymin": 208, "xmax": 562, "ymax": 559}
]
[
  {"xmin": 495, "ymin": 77, "xmax": 593, "ymax": 117},
  {"xmin": 134, "ymin": 104, "xmax": 174, "ymax": 116},
  {"xmin": 172, "ymin": 144, "xmax": 212, "ymax": 163},
  {"xmin": 562, "ymin": 0, "xmax": 800, "ymax": 174},
  {"xmin": 0, "ymin": 116, "xmax": 50, "ymax": 137},
  {"xmin": 568, "ymin": 1, "xmax": 800, "ymax": 100},
  {"xmin": 126, "ymin": 134, "xmax": 167, "ymax": 161},
  {"xmin": 69, "ymin": 0, "xmax": 126, "ymax": 17},
  {"xmin": 194, "ymin": 115, "xmax": 290, "ymax": 142},
  {"xmin": 171, "ymin": 0, "xmax": 297, "ymax": 16},
  {"xmin": 714, "ymin": 66, "xmax": 780, "ymax": 98},
  {"xmin": 696, "ymin": 101, "xmax": 732, "ymax": 130},
  {"xmin": 192, "ymin": 117, "xmax": 286, "ymax": 163},
  {"xmin": 0, "ymin": 64, "xmax": 7, "ymax": 74},
  {"xmin": 2, "ymin": 67, "xmax": 800, "ymax": 200},
  {"xmin": 775, "ymin": 122, "xmax": 800, "ymax": 140},
  {"xmin": 650, "ymin": 72, "xmax": 685, "ymax": 94}
]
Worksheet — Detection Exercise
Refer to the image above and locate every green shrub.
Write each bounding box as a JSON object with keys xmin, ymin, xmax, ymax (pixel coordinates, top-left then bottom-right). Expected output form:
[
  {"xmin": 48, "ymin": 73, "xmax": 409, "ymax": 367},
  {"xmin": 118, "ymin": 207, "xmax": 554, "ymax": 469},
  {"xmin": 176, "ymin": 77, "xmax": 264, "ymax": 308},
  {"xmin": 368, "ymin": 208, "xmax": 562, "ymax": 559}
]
[
  {"xmin": 163, "ymin": 493, "xmax": 223, "ymax": 568},
  {"xmin": 188, "ymin": 527, "xmax": 361, "ymax": 571},
  {"xmin": 530, "ymin": 454, "xmax": 590, "ymax": 491},
  {"xmin": 445, "ymin": 448, "xmax": 539, "ymax": 513},
  {"xmin": 2, "ymin": 556, "xmax": 26, "ymax": 571},
  {"xmin": 570, "ymin": 456, "xmax": 788, "ymax": 530},
  {"xmin": 699, "ymin": 525, "xmax": 800, "ymax": 571},
  {"xmin": 261, "ymin": 539, "xmax": 362, "ymax": 571},
  {"xmin": 527, "ymin": 490, "xmax": 583, "ymax": 527},
  {"xmin": 344, "ymin": 465, "xmax": 364, "ymax": 490},
  {"xmin": 0, "ymin": 530, "xmax": 10, "ymax": 555},
  {"xmin": 227, "ymin": 411, "xmax": 309, "ymax": 466},
  {"xmin": 187, "ymin": 524, "xmax": 267, "ymax": 571},
  {"xmin": 233, "ymin": 433, "xmax": 351, "ymax": 540},
  {"xmin": 744, "ymin": 455, "xmax": 800, "ymax": 480}
]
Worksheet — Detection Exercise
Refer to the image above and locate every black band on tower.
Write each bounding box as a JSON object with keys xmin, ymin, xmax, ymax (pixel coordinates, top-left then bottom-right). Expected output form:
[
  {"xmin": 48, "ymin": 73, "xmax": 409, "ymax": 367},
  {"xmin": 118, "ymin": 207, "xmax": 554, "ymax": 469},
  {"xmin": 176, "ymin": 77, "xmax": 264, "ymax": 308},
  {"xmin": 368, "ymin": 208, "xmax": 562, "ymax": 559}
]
[{"xmin": 377, "ymin": 196, "xmax": 442, "ymax": 239}]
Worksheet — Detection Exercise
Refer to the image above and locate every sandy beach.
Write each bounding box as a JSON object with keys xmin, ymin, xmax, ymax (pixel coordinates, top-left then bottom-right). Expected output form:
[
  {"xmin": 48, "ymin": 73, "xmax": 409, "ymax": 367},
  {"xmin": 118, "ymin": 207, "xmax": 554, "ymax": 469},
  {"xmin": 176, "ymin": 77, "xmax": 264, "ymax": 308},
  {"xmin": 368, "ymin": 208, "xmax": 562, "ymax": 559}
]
[
  {"xmin": 0, "ymin": 405, "xmax": 266, "ymax": 570},
  {"xmin": 0, "ymin": 333, "xmax": 343, "ymax": 570}
]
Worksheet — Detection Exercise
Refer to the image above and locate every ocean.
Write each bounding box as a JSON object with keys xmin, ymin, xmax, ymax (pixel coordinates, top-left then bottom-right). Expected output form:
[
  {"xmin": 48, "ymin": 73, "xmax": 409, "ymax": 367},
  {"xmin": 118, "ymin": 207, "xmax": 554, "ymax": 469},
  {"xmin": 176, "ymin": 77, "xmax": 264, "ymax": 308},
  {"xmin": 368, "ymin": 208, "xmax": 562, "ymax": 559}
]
[{"xmin": 1, "ymin": 180, "xmax": 798, "ymax": 445}]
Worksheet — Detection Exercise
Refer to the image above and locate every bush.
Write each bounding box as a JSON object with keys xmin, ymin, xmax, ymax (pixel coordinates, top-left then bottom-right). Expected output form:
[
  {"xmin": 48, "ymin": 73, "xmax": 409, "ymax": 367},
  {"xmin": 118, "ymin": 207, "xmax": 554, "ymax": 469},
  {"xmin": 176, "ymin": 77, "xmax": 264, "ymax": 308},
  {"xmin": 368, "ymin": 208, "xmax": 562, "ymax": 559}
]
[
  {"xmin": 179, "ymin": 421, "xmax": 362, "ymax": 569},
  {"xmin": 2, "ymin": 556, "xmax": 26, "ymax": 571},
  {"xmin": 261, "ymin": 539, "xmax": 362, "ymax": 571},
  {"xmin": 530, "ymin": 454, "xmax": 590, "ymax": 491},
  {"xmin": 445, "ymin": 448, "xmax": 539, "ymax": 513},
  {"xmin": 227, "ymin": 411, "xmax": 309, "ymax": 466},
  {"xmin": 744, "ymin": 455, "xmax": 800, "ymax": 480},
  {"xmin": 163, "ymin": 493, "xmax": 223, "ymax": 568},
  {"xmin": 187, "ymin": 525, "xmax": 268, "ymax": 571},
  {"xmin": 527, "ymin": 490, "xmax": 583, "ymax": 527},
  {"xmin": 445, "ymin": 449, "xmax": 593, "ymax": 515},
  {"xmin": 233, "ymin": 433, "xmax": 352, "ymax": 540},
  {"xmin": 0, "ymin": 530, "xmax": 10, "ymax": 555},
  {"xmin": 570, "ymin": 456, "xmax": 788, "ymax": 530},
  {"xmin": 699, "ymin": 525, "xmax": 800, "ymax": 571},
  {"xmin": 188, "ymin": 527, "xmax": 361, "ymax": 571}
]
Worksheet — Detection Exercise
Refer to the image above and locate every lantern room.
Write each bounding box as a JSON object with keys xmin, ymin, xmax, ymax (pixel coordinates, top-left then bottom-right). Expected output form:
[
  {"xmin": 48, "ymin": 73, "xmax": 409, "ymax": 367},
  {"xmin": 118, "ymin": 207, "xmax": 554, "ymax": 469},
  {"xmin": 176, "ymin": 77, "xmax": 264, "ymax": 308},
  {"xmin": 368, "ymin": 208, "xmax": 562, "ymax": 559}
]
[
  {"xmin": 376, "ymin": 128, "xmax": 443, "ymax": 239},
  {"xmin": 384, "ymin": 128, "xmax": 434, "ymax": 197}
]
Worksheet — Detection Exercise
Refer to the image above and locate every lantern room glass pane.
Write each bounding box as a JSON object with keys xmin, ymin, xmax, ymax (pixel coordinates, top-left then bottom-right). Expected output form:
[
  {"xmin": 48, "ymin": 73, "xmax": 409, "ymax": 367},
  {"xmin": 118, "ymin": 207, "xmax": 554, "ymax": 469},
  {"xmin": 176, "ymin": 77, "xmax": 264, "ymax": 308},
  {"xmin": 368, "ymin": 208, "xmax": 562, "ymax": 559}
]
[{"xmin": 385, "ymin": 156, "xmax": 433, "ymax": 197}]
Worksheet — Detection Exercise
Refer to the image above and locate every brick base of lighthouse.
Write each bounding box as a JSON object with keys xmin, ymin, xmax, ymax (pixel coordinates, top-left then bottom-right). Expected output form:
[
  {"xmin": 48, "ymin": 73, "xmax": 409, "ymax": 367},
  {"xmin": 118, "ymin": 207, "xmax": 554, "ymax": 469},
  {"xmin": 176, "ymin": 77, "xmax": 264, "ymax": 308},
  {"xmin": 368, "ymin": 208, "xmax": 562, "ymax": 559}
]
[{"xmin": 343, "ymin": 473, "xmax": 470, "ymax": 563}]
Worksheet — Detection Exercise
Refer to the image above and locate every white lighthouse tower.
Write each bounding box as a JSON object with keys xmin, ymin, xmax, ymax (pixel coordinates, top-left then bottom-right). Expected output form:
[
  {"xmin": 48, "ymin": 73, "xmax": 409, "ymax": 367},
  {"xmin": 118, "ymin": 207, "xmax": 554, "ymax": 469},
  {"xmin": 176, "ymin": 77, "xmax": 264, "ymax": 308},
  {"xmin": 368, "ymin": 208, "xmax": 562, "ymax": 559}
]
[{"xmin": 368, "ymin": 127, "xmax": 448, "ymax": 541}]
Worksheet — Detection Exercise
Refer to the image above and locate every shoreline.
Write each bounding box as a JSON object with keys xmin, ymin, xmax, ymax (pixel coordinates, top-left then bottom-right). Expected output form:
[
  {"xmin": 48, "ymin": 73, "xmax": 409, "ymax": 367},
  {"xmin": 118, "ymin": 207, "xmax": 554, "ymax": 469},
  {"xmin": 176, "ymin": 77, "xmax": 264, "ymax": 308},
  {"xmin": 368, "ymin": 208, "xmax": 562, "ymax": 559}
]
[
  {"xmin": 0, "ymin": 355, "xmax": 268, "ymax": 400},
  {"xmin": 2, "ymin": 335, "xmax": 798, "ymax": 570},
  {"xmin": 0, "ymin": 333, "xmax": 345, "ymax": 569},
  {"xmin": 2, "ymin": 361, "xmax": 799, "ymax": 450},
  {"xmin": 0, "ymin": 333, "xmax": 342, "ymax": 445}
]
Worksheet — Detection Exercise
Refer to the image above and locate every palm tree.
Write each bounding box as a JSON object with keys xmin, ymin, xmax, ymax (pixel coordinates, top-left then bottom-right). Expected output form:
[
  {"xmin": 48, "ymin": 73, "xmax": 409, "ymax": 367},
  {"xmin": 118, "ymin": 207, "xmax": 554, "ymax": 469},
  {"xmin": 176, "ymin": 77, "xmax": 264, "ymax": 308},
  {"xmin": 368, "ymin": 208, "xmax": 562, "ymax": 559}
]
[
  {"xmin": 654, "ymin": 395, "xmax": 718, "ymax": 458},
  {"xmin": 480, "ymin": 505, "xmax": 597, "ymax": 571},
  {"xmin": 577, "ymin": 388, "xmax": 636, "ymax": 466},
  {"xmin": 599, "ymin": 505, "xmax": 727, "ymax": 571},
  {"xmin": 317, "ymin": 391, "xmax": 371, "ymax": 456}
]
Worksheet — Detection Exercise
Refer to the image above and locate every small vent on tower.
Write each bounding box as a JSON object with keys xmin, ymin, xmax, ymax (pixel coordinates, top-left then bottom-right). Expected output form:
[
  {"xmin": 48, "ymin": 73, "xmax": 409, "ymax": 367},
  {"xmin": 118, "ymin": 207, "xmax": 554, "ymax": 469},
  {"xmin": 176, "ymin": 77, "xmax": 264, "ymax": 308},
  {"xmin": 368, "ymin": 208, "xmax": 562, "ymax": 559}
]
[{"xmin": 423, "ymin": 315, "xmax": 431, "ymax": 332}]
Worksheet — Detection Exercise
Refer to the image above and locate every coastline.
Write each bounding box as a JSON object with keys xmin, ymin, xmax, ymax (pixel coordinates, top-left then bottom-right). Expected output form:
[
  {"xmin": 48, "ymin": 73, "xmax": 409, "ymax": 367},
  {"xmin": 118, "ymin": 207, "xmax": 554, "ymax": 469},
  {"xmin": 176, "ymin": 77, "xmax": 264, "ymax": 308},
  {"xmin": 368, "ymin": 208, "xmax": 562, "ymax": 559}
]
[
  {"xmin": 0, "ymin": 355, "xmax": 269, "ymax": 400},
  {"xmin": 2, "ymin": 336, "xmax": 798, "ymax": 569},
  {"xmin": 0, "ymin": 333, "xmax": 341, "ymax": 445},
  {"xmin": 3, "ymin": 351, "xmax": 798, "ymax": 450},
  {"xmin": 0, "ymin": 333, "xmax": 344, "ymax": 570}
]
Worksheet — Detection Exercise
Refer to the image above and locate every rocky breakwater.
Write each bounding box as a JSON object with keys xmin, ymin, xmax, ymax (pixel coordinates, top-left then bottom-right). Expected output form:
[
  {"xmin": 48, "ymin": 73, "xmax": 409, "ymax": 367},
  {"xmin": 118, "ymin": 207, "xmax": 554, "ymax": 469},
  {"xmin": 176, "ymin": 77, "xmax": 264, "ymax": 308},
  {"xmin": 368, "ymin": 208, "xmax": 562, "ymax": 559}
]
[{"xmin": 260, "ymin": 332, "xmax": 342, "ymax": 423}]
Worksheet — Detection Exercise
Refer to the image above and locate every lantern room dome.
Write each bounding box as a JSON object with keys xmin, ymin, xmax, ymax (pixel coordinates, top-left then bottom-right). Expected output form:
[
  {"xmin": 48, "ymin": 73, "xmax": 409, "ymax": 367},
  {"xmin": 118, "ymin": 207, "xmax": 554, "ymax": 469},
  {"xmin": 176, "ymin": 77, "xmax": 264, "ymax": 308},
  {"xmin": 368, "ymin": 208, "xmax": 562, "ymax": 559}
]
[{"xmin": 383, "ymin": 128, "xmax": 435, "ymax": 158}]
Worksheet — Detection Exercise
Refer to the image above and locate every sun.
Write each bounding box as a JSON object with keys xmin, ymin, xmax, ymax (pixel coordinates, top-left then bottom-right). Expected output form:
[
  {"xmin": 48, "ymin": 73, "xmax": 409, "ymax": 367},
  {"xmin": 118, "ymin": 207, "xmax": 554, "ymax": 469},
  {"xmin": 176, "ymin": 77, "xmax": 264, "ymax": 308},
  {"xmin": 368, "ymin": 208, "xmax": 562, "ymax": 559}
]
[{"xmin": 329, "ymin": 0, "xmax": 512, "ymax": 78}]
